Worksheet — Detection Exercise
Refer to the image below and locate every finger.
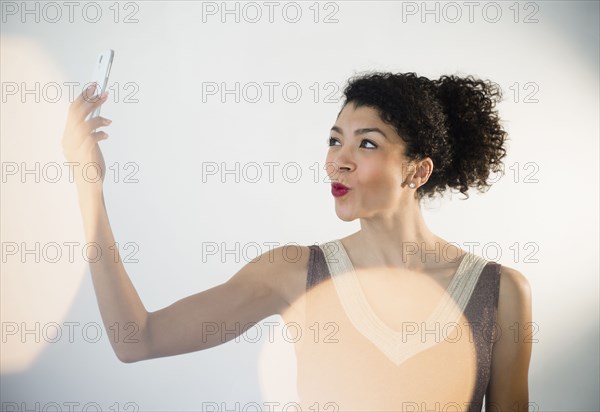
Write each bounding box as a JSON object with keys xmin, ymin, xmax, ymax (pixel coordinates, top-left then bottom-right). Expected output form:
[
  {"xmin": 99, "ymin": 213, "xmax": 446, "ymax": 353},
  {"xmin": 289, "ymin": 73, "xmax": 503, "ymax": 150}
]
[
  {"xmin": 83, "ymin": 116, "xmax": 112, "ymax": 135},
  {"xmin": 67, "ymin": 116, "xmax": 110, "ymax": 150},
  {"xmin": 69, "ymin": 83, "xmax": 98, "ymax": 119},
  {"xmin": 72, "ymin": 85, "xmax": 108, "ymax": 122},
  {"xmin": 66, "ymin": 86, "xmax": 102, "ymax": 134},
  {"xmin": 90, "ymin": 130, "xmax": 109, "ymax": 142},
  {"xmin": 79, "ymin": 90, "xmax": 109, "ymax": 122},
  {"xmin": 79, "ymin": 131, "xmax": 109, "ymax": 156}
]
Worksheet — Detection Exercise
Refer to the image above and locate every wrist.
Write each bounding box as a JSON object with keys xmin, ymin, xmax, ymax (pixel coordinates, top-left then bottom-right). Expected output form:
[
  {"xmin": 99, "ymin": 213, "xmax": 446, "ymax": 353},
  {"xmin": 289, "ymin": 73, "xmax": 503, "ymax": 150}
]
[{"xmin": 75, "ymin": 179, "xmax": 104, "ymax": 197}]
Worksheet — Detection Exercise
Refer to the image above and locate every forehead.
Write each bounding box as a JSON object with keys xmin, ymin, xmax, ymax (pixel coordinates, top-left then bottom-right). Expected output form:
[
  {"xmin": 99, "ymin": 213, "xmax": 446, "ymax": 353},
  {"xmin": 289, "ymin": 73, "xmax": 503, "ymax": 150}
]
[
  {"xmin": 335, "ymin": 102, "xmax": 398, "ymax": 138},
  {"xmin": 338, "ymin": 102, "xmax": 381, "ymax": 121},
  {"xmin": 337, "ymin": 102, "xmax": 383, "ymax": 124}
]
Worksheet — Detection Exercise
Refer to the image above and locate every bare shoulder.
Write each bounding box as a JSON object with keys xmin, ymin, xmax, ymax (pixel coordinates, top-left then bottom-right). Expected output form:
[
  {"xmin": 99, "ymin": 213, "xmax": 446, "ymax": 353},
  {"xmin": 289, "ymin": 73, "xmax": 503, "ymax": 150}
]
[
  {"xmin": 240, "ymin": 244, "xmax": 312, "ymax": 315},
  {"xmin": 495, "ymin": 264, "xmax": 533, "ymax": 347},
  {"xmin": 497, "ymin": 265, "xmax": 532, "ymax": 319}
]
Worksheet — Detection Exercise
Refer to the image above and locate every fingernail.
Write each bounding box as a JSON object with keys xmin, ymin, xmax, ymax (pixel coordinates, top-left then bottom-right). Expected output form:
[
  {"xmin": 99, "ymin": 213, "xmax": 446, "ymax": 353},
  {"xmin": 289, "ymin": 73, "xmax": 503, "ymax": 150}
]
[
  {"xmin": 88, "ymin": 83, "xmax": 97, "ymax": 90},
  {"xmin": 100, "ymin": 91, "xmax": 108, "ymax": 99},
  {"xmin": 104, "ymin": 119, "xmax": 112, "ymax": 125}
]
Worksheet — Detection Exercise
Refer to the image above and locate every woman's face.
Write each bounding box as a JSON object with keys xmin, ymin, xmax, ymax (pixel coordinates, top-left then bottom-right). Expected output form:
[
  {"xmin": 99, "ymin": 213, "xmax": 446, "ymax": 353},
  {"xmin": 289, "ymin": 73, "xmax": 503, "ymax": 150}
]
[{"xmin": 325, "ymin": 102, "xmax": 410, "ymax": 222}]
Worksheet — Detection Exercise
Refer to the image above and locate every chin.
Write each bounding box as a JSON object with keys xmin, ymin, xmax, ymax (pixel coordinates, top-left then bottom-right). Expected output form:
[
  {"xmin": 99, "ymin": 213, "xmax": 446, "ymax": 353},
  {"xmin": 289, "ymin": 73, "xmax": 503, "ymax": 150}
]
[{"xmin": 334, "ymin": 209, "xmax": 358, "ymax": 222}]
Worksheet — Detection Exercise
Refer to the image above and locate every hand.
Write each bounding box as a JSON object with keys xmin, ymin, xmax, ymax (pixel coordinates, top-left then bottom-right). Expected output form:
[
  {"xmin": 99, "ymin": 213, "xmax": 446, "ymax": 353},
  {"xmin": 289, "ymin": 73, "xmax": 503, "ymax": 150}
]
[{"xmin": 61, "ymin": 83, "xmax": 112, "ymax": 189}]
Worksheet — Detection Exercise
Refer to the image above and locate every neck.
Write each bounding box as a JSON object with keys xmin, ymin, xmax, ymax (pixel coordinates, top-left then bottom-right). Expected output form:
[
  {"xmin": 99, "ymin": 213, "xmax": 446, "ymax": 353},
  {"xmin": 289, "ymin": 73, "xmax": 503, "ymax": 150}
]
[{"xmin": 349, "ymin": 202, "xmax": 459, "ymax": 270}]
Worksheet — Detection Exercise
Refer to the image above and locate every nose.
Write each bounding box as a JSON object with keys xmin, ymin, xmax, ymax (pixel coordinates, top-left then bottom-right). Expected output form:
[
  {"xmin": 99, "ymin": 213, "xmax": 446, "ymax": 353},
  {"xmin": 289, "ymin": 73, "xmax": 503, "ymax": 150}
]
[{"xmin": 329, "ymin": 146, "xmax": 355, "ymax": 174}]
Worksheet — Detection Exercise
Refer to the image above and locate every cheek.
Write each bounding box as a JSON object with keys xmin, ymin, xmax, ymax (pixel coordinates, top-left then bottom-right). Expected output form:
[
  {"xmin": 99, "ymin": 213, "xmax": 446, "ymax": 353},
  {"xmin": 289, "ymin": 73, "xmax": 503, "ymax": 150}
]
[{"xmin": 358, "ymin": 161, "xmax": 399, "ymax": 188}]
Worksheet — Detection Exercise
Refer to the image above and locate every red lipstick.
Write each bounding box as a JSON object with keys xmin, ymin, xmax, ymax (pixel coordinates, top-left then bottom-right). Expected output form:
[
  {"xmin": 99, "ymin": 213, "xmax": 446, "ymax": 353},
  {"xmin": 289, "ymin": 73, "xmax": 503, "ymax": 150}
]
[{"xmin": 331, "ymin": 182, "xmax": 350, "ymax": 197}]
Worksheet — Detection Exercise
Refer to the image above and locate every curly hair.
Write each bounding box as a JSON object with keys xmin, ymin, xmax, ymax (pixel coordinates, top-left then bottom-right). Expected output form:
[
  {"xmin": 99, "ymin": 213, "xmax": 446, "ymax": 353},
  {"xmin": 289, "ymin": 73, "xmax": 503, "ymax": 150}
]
[{"xmin": 339, "ymin": 71, "xmax": 508, "ymax": 201}]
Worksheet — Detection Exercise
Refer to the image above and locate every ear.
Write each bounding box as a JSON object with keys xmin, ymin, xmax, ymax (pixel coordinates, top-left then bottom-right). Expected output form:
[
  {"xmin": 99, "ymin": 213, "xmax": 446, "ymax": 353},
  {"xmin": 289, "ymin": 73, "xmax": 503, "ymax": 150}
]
[
  {"xmin": 401, "ymin": 158, "xmax": 434, "ymax": 188},
  {"xmin": 415, "ymin": 158, "xmax": 434, "ymax": 185}
]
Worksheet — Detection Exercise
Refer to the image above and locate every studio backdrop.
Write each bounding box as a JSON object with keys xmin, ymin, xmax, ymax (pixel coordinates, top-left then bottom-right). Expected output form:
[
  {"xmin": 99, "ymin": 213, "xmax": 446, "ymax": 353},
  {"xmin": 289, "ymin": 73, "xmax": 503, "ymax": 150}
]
[{"xmin": 1, "ymin": 1, "xmax": 598, "ymax": 411}]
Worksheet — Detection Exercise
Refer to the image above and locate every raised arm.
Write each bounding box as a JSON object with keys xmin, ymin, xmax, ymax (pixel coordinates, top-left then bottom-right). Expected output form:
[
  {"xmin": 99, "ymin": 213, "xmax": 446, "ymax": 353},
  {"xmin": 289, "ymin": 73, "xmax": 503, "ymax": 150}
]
[
  {"xmin": 62, "ymin": 84, "xmax": 296, "ymax": 363},
  {"xmin": 62, "ymin": 83, "xmax": 148, "ymax": 362}
]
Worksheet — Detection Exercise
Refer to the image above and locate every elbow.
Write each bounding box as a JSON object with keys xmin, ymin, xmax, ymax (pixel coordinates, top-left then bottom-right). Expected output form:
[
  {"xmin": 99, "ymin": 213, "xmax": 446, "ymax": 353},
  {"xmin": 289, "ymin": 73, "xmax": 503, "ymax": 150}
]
[
  {"xmin": 116, "ymin": 352, "xmax": 135, "ymax": 364},
  {"xmin": 115, "ymin": 346, "xmax": 146, "ymax": 363},
  {"xmin": 117, "ymin": 355, "xmax": 139, "ymax": 364},
  {"xmin": 114, "ymin": 331, "xmax": 152, "ymax": 362},
  {"xmin": 113, "ymin": 319, "xmax": 150, "ymax": 364}
]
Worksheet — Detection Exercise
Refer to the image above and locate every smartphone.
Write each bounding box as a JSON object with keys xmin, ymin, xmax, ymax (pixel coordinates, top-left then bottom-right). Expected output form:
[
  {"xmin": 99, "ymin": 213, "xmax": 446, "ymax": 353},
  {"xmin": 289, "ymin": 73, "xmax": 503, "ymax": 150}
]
[{"xmin": 86, "ymin": 49, "xmax": 114, "ymax": 123}]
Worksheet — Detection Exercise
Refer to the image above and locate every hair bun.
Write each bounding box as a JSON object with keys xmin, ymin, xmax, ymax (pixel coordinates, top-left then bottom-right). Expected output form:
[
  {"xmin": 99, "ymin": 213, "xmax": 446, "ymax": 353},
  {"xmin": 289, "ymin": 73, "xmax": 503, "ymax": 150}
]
[{"xmin": 341, "ymin": 71, "xmax": 508, "ymax": 200}]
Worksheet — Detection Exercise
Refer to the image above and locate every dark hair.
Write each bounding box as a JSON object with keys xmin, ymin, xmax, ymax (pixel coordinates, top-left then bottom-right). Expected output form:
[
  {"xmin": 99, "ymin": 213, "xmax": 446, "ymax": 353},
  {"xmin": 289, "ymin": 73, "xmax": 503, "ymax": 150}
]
[{"xmin": 339, "ymin": 71, "xmax": 508, "ymax": 201}]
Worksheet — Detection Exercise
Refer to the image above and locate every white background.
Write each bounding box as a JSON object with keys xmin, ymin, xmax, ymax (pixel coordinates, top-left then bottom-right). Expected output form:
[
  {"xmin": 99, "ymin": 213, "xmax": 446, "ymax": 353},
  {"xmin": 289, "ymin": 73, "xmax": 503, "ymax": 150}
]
[{"xmin": 1, "ymin": 1, "xmax": 598, "ymax": 411}]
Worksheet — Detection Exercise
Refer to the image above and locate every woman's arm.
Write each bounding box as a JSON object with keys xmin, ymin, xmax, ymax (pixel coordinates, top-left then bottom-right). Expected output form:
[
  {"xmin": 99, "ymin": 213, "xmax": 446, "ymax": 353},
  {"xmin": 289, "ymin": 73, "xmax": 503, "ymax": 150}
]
[
  {"xmin": 485, "ymin": 266, "xmax": 533, "ymax": 411},
  {"xmin": 76, "ymin": 184, "xmax": 150, "ymax": 362},
  {"xmin": 63, "ymin": 85, "xmax": 294, "ymax": 363},
  {"xmin": 140, "ymin": 246, "xmax": 296, "ymax": 362},
  {"xmin": 63, "ymin": 84, "xmax": 148, "ymax": 362},
  {"xmin": 80, "ymin": 181, "xmax": 292, "ymax": 362}
]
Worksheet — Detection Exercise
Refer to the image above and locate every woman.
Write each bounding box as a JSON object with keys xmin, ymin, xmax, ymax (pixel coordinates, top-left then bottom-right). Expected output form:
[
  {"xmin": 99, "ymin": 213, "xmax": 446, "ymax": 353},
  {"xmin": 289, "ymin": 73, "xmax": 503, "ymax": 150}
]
[{"xmin": 62, "ymin": 71, "xmax": 532, "ymax": 411}]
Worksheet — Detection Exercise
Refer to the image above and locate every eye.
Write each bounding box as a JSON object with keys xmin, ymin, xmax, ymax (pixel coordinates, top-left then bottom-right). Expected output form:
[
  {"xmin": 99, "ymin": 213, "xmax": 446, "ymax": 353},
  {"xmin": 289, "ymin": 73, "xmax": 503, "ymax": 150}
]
[
  {"xmin": 328, "ymin": 137, "xmax": 377, "ymax": 149},
  {"xmin": 361, "ymin": 139, "xmax": 377, "ymax": 149}
]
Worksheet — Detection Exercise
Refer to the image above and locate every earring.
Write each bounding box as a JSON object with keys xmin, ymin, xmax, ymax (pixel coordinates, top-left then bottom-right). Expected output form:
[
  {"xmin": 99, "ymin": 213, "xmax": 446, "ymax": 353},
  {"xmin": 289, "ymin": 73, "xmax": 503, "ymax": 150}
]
[{"xmin": 409, "ymin": 182, "xmax": 416, "ymax": 188}]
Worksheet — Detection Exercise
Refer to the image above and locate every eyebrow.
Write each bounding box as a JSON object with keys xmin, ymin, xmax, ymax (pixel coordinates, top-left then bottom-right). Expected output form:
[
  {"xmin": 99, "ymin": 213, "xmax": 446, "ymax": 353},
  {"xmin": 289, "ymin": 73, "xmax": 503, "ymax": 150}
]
[{"xmin": 330, "ymin": 126, "xmax": 388, "ymax": 140}]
